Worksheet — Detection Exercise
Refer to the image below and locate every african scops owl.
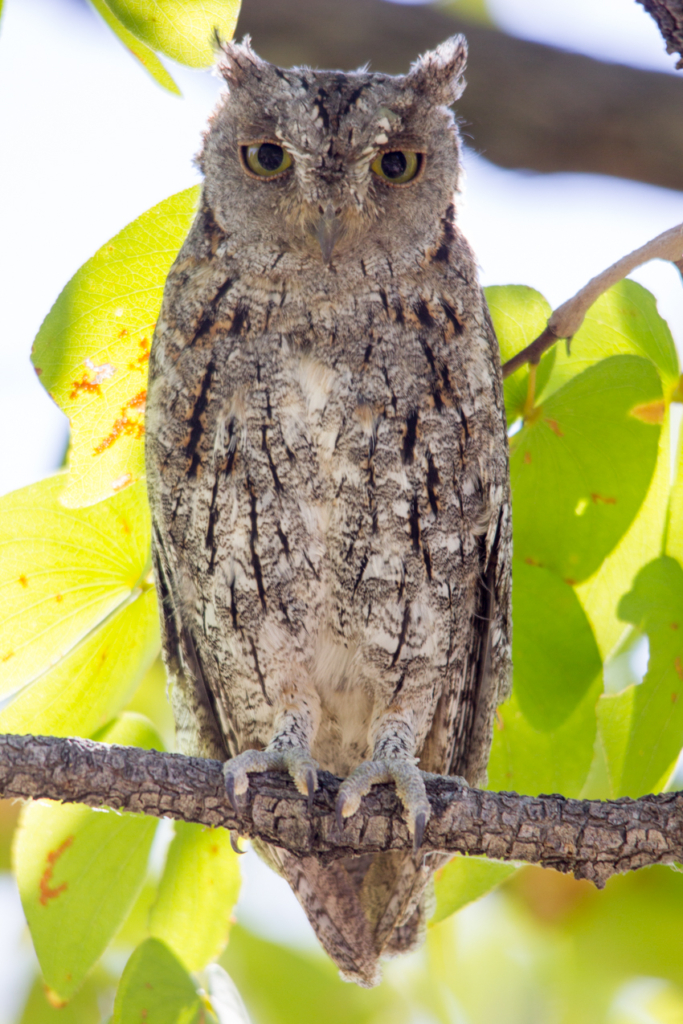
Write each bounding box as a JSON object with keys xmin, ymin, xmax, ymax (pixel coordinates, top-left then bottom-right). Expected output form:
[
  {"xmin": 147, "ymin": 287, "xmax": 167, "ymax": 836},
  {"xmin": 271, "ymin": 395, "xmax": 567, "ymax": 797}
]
[{"xmin": 146, "ymin": 34, "xmax": 512, "ymax": 987}]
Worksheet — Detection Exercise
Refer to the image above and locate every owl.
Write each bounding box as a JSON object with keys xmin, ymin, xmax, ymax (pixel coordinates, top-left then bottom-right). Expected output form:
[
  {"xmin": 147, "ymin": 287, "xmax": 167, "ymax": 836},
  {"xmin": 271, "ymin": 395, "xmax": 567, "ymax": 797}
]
[{"xmin": 145, "ymin": 33, "xmax": 511, "ymax": 987}]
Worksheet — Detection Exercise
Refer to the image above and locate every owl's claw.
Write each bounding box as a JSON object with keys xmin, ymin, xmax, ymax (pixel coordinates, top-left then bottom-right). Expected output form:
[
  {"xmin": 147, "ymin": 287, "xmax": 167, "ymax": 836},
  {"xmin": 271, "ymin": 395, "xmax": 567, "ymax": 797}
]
[
  {"xmin": 223, "ymin": 748, "xmax": 320, "ymax": 810},
  {"xmin": 413, "ymin": 810, "xmax": 427, "ymax": 854},
  {"xmin": 225, "ymin": 773, "xmax": 239, "ymax": 813},
  {"xmin": 230, "ymin": 830, "xmax": 246, "ymax": 854},
  {"xmin": 335, "ymin": 791, "xmax": 347, "ymax": 832},
  {"xmin": 305, "ymin": 767, "xmax": 316, "ymax": 811},
  {"xmin": 336, "ymin": 758, "xmax": 433, "ymax": 848}
]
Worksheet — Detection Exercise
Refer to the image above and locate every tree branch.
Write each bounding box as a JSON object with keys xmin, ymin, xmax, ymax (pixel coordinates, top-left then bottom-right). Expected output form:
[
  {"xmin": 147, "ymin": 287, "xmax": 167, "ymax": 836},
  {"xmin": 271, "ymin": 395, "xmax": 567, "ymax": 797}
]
[
  {"xmin": 638, "ymin": 0, "xmax": 683, "ymax": 68},
  {"xmin": 502, "ymin": 222, "xmax": 683, "ymax": 378},
  {"xmin": 238, "ymin": 0, "xmax": 683, "ymax": 192},
  {"xmin": 4, "ymin": 733, "xmax": 683, "ymax": 888}
]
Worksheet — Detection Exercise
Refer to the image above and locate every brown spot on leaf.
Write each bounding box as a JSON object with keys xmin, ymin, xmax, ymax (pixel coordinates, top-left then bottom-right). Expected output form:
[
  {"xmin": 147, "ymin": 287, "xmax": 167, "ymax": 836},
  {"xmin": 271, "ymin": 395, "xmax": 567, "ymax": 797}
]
[
  {"xmin": 672, "ymin": 692, "xmax": 679, "ymax": 703},
  {"xmin": 55, "ymin": 593, "xmax": 63, "ymax": 603},
  {"xmin": 39, "ymin": 836, "xmax": 74, "ymax": 906},
  {"xmin": 524, "ymin": 557, "xmax": 542, "ymax": 567},
  {"xmin": 18, "ymin": 575, "xmax": 28, "ymax": 588},
  {"xmin": 128, "ymin": 336, "xmax": 151, "ymax": 371},
  {"xmin": 564, "ymin": 578, "xmax": 577, "ymax": 586},
  {"xmin": 523, "ymin": 451, "xmax": 532, "ymax": 464},
  {"xmin": 118, "ymin": 328, "xmax": 129, "ymax": 338},
  {"xmin": 69, "ymin": 374, "xmax": 101, "ymax": 401},
  {"xmin": 35, "ymin": 367, "xmax": 42, "ymax": 376},
  {"xmin": 93, "ymin": 390, "xmax": 146, "ymax": 455},
  {"xmin": 630, "ymin": 400, "xmax": 665, "ymax": 425},
  {"xmin": 676, "ymin": 657, "xmax": 683, "ymax": 681},
  {"xmin": 672, "ymin": 623, "xmax": 679, "ymax": 630},
  {"xmin": 591, "ymin": 493, "xmax": 617, "ymax": 506},
  {"xmin": 546, "ymin": 418, "xmax": 564, "ymax": 437},
  {"xmin": 120, "ymin": 516, "xmax": 131, "ymax": 535}
]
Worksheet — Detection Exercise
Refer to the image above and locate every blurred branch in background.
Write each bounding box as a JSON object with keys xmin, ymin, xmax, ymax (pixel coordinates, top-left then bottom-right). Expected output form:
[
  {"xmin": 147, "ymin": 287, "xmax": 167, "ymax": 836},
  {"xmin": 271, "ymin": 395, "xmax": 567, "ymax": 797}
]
[
  {"xmin": 238, "ymin": 0, "xmax": 683, "ymax": 192},
  {"xmin": 638, "ymin": 0, "xmax": 683, "ymax": 68},
  {"xmin": 5, "ymin": 733, "xmax": 683, "ymax": 889}
]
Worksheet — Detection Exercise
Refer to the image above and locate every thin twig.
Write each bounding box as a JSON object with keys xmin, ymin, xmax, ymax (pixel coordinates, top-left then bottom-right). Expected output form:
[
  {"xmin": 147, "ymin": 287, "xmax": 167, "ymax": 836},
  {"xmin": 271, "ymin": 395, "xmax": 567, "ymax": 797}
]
[
  {"xmin": 3, "ymin": 733, "xmax": 683, "ymax": 888},
  {"xmin": 501, "ymin": 223, "xmax": 683, "ymax": 379}
]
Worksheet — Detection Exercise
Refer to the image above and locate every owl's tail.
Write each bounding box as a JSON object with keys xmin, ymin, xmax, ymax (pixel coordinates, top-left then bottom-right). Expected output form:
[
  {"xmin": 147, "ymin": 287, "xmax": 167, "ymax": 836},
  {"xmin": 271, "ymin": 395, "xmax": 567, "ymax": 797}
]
[{"xmin": 263, "ymin": 845, "xmax": 440, "ymax": 987}]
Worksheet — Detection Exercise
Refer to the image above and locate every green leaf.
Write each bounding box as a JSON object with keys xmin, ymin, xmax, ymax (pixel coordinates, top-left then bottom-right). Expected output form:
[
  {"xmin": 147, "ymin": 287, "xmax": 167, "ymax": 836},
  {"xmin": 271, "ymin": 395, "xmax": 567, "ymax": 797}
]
[
  {"xmin": 511, "ymin": 560, "xmax": 602, "ymax": 730},
  {"xmin": 0, "ymin": 474, "xmax": 159, "ymax": 737},
  {"xmin": 488, "ymin": 676, "xmax": 602, "ymax": 798},
  {"xmin": 103, "ymin": 0, "xmax": 241, "ymax": 68},
  {"xmin": 598, "ymin": 556, "xmax": 683, "ymax": 797},
  {"xmin": 577, "ymin": 405, "xmax": 672, "ymax": 660},
  {"xmin": 32, "ymin": 187, "xmax": 199, "ymax": 507},
  {"xmin": 541, "ymin": 280, "xmax": 680, "ymax": 404},
  {"xmin": 13, "ymin": 715, "xmax": 162, "ymax": 1002},
  {"xmin": 486, "ymin": 284, "xmax": 554, "ymax": 425},
  {"xmin": 149, "ymin": 821, "xmax": 241, "ymax": 970},
  {"xmin": 20, "ymin": 971, "xmax": 112, "ymax": 1022},
  {"xmin": 88, "ymin": 0, "xmax": 180, "ymax": 94},
  {"xmin": 113, "ymin": 939, "xmax": 202, "ymax": 1024},
  {"xmin": 665, "ymin": 413, "xmax": 683, "ymax": 565},
  {"xmin": 511, "ymin": 354, "xmax": 662, "ymax": 583},
  {"xmin": 432, "ymin": 855, "xmax": 518, "ymax": 926}
]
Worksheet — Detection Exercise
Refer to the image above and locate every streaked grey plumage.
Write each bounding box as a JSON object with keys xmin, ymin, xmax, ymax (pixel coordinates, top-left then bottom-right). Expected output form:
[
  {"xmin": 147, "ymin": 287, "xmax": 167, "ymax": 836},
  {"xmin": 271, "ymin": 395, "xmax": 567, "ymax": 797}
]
[{"xmin": 145, "ymin": 34, "xmax": 511, "ymax": 986}]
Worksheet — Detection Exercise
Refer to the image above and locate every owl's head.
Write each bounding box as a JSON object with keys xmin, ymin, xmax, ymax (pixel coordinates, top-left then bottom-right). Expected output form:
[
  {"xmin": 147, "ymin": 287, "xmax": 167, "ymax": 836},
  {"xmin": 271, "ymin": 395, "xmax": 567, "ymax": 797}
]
[{"xmin": 200, "ymin": 35, "xmax": 467, "ymax": 268}]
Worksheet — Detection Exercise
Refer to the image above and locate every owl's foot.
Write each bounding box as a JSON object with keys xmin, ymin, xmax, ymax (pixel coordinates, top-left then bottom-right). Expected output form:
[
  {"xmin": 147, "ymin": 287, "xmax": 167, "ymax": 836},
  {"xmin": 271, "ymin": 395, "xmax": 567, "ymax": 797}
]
[
  {"xmin": 335, "ymin": 759, "xmax": 433, "ymax": 853},
  {"xmin": 223, "ymin": 748, "xmax": 320, "ymax": 811}
]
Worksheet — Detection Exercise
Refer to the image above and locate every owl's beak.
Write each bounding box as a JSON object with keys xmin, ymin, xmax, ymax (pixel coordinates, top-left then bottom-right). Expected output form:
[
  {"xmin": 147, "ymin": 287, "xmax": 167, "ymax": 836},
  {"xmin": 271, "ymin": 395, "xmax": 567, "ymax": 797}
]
[{"xmin": 315, "ymin": 203, "xmax": 343, "ymax": 264}]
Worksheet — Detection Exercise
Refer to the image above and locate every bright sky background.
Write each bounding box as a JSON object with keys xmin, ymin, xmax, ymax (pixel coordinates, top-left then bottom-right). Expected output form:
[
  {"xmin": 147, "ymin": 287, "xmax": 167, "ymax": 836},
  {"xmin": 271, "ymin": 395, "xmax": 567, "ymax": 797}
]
[{"xmin": 1, "ymin": 0, "xmax": 683, "ymax": 1016}]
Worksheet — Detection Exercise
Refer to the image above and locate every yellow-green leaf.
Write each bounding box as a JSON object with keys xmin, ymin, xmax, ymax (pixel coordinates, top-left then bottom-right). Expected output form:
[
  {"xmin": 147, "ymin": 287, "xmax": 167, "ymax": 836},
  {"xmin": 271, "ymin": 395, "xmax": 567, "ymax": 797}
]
[
  {"xmin": 488, "ymin": 676, "xmax": 602, "ymax": 798},
  {"xmin": 486, "ymin": 284, "xmax": 554, "ymax": 426},
  {"xmin": 0, "ymin": 473, "xmax": 148, "ymax": 690},
  {"xmin": 149, "ymin": 821, "xmax": 241, "ymax": 971},
  {"xmin": 88, "ymin": 0, "xmax": 180, "ymax": 94},
  {"xmin": 432, "ymin": 855, "xmax": 518, "ymax": 926},
  {"xmin": 577, "ymin": 404, "xmax": 672, "ymax": 660},
  {"xmin": 511, "ymin": 355, "xmax": 662, "ymax": 583},
  {"xmin": 13, "ymin": 715, "xmax": 162, "ymax": 1002},
  {"xmin": 598, "ymin": 556, "xmax": 683, "ymax": 797},
  {"xmin": 32, "ymin": 187, "xmax": 199, "ymax": 507},
  {"xmin": 0, "ymin": 474, "xmax": 158, "ymax": 736},
  {"xmin": 104, "ymin": 0, "xmax": 241, "ymax": 68},
  {"xmin": 541, "ymin": 280, "xmax": 680, "ymax": 404},
  {"xmin": 113, "ymin": 938, "xmax": 202, "ymax": 1024}
]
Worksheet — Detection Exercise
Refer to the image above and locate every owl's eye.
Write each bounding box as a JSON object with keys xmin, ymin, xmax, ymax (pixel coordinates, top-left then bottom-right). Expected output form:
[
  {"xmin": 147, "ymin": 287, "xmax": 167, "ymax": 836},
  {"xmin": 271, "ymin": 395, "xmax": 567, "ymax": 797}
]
[
  {"xmin": 242, "ymin": 142, "xmax": 293, "ymax": 178},
  {"xmin": 371, "ymin": 150, "xmax": 421, "ymax": 185}
]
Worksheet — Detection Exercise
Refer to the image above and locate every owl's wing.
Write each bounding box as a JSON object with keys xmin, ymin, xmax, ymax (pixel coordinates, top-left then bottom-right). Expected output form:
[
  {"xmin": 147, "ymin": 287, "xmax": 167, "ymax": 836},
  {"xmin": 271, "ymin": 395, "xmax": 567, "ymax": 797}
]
[
  {"xmin": 419, "ymin": 500, "xmax": 512, "ymax": 785},
  {"xmin": 151, "ymin": 522, "xmax": 229, "ymax": 761}
]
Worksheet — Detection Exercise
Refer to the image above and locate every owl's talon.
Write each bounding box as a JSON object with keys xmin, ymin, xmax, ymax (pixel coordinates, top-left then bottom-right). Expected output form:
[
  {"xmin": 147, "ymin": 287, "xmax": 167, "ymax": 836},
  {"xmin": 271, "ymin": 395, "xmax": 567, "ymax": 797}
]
[
  {"xmin": 413, "ymin": 810, "xmax": 427, "ymax": 853},
  {"xmin": 230, "ymin": 830, "xmax": 246, "ymax": 854},
  {"xmin": 225, "ymin": 773, "xmax": 239, "ymax": 813},
  {"xmin": 305, "ymin": 767, "xmax": 316, "ymax": 811},
  {"xmin": 338, "ymin": 758, "xmax": 432, "ymax": 846},
  {"xmin": 335, "ymin": 792, "xmax": 347, "ymax": 831}
]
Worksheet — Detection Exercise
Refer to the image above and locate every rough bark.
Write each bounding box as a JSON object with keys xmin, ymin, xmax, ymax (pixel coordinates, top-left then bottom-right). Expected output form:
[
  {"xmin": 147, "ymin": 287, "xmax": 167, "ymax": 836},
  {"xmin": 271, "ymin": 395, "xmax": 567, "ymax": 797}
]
[
  {"xmin": 3, "ymin": 733, "xmax": 683, "ymax": 889},
  {"xmin": 237, "ymin": 0, "xmax": 683, "ymax": 192},
  {"xmin": 639, "ymin": 0, "xmax": 683, "ymax": 68}
]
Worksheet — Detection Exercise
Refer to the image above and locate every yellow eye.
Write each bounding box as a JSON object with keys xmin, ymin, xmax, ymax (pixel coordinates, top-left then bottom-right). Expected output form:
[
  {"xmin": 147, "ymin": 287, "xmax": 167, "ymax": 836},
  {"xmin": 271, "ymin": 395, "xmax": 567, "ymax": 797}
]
[
  {"xmin": 371, "ymin": 150, "xmax": 421, "ymax": 185},
  {"xmin": 243, "ymin": 142, "xmax": 292, "ymax": 178}
]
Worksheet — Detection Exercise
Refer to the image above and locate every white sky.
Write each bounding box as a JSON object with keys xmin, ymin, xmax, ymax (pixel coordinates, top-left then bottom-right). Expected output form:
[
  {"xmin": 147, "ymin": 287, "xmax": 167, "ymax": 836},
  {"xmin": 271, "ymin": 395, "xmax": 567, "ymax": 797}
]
[{"xmin": 1, "ymin": 0, "xmax": 683, "ymax": 1001}]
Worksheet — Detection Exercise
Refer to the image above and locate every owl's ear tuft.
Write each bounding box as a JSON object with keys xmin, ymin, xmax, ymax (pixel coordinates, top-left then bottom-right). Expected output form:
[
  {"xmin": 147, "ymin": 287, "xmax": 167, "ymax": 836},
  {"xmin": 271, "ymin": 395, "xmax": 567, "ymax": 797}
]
[
  {"xmin": 216, "ymin": 35, "xmax": 272, "ymax": 88},
  {"xmin": 406, "ymin": 34, "xmax": 468, "ymax": 105}
]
